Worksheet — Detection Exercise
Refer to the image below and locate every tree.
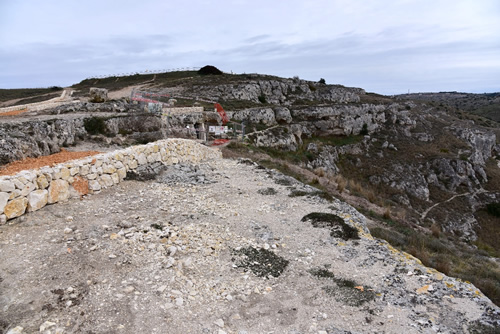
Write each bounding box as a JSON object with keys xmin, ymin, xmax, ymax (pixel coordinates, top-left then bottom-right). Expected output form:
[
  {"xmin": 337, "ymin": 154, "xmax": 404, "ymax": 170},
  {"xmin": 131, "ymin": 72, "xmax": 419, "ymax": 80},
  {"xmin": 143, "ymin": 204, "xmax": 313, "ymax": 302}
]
[{"xmin": 198, "ymin": 65, "xmax": 223, "ymax": 75}]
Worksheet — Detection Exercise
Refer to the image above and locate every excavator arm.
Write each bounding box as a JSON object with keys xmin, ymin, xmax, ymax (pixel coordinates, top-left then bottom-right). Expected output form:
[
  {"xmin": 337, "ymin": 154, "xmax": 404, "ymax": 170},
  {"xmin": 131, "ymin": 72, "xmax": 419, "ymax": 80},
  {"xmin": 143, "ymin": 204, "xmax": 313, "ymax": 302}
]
[{"xmin": 214, "ymin": 103, "xmax": 229, "ymax": 125}]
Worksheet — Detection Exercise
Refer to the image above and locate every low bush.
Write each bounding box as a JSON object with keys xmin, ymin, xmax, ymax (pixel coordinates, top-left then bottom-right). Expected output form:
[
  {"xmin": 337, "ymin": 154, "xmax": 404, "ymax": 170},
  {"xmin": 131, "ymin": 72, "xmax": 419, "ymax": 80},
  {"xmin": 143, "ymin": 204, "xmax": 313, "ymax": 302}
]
[{"xmin": 84, "ymin": 117, "xmax": 108, "ymax": 135}]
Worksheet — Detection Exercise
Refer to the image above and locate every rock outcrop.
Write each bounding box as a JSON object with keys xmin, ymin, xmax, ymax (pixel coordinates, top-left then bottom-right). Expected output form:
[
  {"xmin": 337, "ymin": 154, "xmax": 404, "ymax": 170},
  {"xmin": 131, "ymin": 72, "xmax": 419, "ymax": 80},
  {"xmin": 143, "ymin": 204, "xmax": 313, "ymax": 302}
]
[
  {"xmin": 89, "ymin": 87, "xmax": 108, "ymax": 103},
  {"xmin": 184, "ymin": 78, "xmax": 363, "ymax": 105}
]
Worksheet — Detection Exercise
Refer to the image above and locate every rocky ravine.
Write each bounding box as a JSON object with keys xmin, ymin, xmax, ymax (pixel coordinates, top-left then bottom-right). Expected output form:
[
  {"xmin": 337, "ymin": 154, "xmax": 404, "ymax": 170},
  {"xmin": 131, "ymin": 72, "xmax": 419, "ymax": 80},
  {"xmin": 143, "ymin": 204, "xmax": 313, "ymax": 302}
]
[{"xmin": 1, "ymin": 156, "xmax": 499, "ymax": 334}]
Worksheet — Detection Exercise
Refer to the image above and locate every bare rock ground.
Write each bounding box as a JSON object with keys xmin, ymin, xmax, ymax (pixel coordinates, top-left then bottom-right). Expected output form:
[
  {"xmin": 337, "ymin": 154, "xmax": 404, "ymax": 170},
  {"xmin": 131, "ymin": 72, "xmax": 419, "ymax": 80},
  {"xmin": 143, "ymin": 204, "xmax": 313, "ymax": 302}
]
[{"xmin": 0, "ymin": 158, "xmax": 499, "ymax": 334}]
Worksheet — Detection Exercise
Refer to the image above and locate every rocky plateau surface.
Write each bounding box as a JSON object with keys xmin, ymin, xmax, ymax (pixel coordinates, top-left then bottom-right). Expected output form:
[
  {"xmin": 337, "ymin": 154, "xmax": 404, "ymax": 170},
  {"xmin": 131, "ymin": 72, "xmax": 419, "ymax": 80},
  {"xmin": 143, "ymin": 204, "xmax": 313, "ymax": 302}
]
[{"xmin": 1, "ymin": 157, "xmax": 499, "ymax": 334}]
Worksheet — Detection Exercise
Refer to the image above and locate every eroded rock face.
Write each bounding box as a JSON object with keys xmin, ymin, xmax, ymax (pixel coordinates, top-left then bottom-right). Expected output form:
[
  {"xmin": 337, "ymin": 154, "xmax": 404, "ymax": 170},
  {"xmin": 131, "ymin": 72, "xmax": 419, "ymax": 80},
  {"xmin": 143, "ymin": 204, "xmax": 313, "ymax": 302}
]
[
  {"xmin": 185, "ymin": 79, "xmax": 363, "ymax": 105},
  {"xmin": 0, "ymin": 118, "xmax": 87, "ymax": 165},
  {"xmin": 291, "ymin": 104, "xmax": 387, "ymax": 136},
  {"xmin": 246, "ymin": 126, "xmax": 301, "ymax": 151}
]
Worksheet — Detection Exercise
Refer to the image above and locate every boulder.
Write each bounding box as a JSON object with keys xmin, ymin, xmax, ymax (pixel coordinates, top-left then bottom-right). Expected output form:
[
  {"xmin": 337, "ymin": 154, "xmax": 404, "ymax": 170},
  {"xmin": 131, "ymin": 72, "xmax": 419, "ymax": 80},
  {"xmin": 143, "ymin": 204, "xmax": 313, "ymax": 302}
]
[
  {"xmin": 4, "ymin": 197, "xmax": 28, "ymax": 219},
  {"xmin": 48, "ymin": 179, "xmax": 70, "ymax": 204},
  {"xmin": 27, "ymin": 190, "xmax": 48, "ymax": 212},
  {"xmin": 89, "ymin": 87, "xmax": 108, "ymax": 103},
  {"xmin": 274, "ymin": 107, "xmax": 292, "ymax": 124}
]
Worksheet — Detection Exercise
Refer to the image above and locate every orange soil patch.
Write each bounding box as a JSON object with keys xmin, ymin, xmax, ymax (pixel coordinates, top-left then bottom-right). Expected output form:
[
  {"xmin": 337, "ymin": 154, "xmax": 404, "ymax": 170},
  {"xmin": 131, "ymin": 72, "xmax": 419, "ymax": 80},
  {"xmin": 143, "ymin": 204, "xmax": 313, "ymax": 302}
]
[
  {"xmin": 0, "ymin": 108, "xmax": 29, "ymax": 116},
  {"xmin": 0, "ymin": 149, "xmax": 101, "ymax": 176}
]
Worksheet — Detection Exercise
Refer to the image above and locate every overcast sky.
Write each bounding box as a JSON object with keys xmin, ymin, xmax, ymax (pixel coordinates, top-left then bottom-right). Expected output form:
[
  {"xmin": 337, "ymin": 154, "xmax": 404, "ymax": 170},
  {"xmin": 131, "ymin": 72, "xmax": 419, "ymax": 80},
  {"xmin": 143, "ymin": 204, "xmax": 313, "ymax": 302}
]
[{"xmin": 1, "ymin": 0, "xmax": 499, "ymax": 94}]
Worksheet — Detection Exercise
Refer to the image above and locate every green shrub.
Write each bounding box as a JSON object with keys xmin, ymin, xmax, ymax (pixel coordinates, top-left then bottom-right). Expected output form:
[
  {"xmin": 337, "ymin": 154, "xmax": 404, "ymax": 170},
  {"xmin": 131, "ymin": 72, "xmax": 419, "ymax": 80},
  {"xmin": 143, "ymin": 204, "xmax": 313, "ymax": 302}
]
[
  {"xmin": 360, "ymin": 123, "xmax": 368, "ymax": 136},
  {"xmin": 258, "ymin": 94, "xmax": 267, "ymax": 104},
  {"xmin": 84, "ymin": 117, "xmax": 108, "ymax": 135},
  {"xmin": 319, "ymin": 78, "xmax": 326, "ymax": 84},
  {"xmin": 486, "ymin": 203, "xmax": 500, "ymax": 217}
]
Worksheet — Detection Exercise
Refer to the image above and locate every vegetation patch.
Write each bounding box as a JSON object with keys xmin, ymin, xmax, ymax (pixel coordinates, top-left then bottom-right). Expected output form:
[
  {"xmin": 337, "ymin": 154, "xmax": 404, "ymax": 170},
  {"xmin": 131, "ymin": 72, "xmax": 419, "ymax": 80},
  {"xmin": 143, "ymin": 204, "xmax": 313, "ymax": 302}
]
[
  {"xmin": 468, "ymin": 321, "xmax": 500, "ymax": 334},
  {"xmin": 232, "ymin": 247, "xmax": 289, "ymax": 278},
  {"xmin": 289, "ymin": 190, "xmax": 333, "ymax": 202},
  {"xmin": 301, "ymin": 212, "xmax": 359, "ymax": 240},
  {"xmin": 258, "ymin": 187, "xmax": 277, "ymax": 195},
  {"xmin": 84, "ymin": 116, "xmax": 108, "ymax": 135},
  {"xmin": 486, "ymin": 202, "xmax": 500, "ymax": 217},
  {"xmin": 309, "ymin": 268, "xmax": 376, "ymax": 306}
]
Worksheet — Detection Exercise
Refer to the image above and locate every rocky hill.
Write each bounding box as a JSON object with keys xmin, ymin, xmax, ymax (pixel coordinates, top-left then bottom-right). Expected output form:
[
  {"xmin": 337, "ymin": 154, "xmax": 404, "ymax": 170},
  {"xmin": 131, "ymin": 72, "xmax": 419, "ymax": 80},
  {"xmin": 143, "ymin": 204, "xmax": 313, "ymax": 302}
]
[
  {"xmin": 396, "ymin": 92, "xmax": 500, "ymax": 122},
  {"xmin": 1, "ymin": 68, "xmax": 499, "ymax": 314}
]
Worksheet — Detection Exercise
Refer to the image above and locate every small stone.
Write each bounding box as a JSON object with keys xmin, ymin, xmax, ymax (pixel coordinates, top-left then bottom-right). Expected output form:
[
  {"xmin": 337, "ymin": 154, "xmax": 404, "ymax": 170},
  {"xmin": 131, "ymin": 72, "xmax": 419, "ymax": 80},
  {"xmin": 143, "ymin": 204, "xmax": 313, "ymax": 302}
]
[
  {"xmin": 65, "ymin": 216, "xmax": 73, "ymax": 222},
  {"xmin": 66, "ymin": 300, "xmax": 73, "ymax": 307},
  {"xmin": 64, "ymin": 227, "xmax": 73, "ymax": 234},
  {"xmin": 108, "ymin": 254, "xmax": 117, "ymax": 259},
  {"xmin": 123, "ymin": 286, "xmax": 135, "ymax": 293},
  {"xmin": 175, "ymin": 297, "xmax": 184, "ymax": 306},
  {"xmin": 168, "ymin": 246, "xmax": 177, "ymax": 256},
  {"xmin": 6, "ymin": 326, "xmax": 23, "ymax": 334},
  {"xmin": 40, "ymin": 321, "xmax": 56, "ymax": 331},
  {"xmin": 214, "ymin": 319, "xmax": 224, "ymax": 328},
  {"xmin": 263, "ymin": 243, "xmax": 270, "ymax": 250},
  {"xmin": 157, "ymin": 285, "xmax": 167, "ymax": 293}
]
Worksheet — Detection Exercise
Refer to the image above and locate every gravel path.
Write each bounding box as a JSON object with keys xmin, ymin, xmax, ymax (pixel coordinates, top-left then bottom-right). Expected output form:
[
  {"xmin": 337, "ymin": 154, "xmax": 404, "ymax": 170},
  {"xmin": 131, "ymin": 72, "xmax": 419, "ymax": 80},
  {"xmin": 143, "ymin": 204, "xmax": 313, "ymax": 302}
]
[{"xmin": 0, "ymin": 159, "xmax": 498, "ymax": 334}]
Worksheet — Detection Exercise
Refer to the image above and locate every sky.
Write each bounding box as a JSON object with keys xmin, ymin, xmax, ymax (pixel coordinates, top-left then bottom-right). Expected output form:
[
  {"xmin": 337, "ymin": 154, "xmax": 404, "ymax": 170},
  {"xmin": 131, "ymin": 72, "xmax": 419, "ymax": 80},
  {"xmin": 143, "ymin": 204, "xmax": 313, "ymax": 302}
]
[{"xmin": 0, "ymin": 0, "xmax": 499, "ymax": 95}]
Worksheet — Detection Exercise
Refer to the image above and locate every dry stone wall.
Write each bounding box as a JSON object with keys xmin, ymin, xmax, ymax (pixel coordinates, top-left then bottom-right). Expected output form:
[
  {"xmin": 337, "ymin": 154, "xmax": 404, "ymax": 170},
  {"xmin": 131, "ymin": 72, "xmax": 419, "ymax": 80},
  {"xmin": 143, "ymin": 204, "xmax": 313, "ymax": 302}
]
[
  {"xmin": 0, "ymin": 139, "xmax": 221, "ymax": 223},
  {"xmin": 0, "ymin": 101, "xmax": 80, "ymax": 114}
]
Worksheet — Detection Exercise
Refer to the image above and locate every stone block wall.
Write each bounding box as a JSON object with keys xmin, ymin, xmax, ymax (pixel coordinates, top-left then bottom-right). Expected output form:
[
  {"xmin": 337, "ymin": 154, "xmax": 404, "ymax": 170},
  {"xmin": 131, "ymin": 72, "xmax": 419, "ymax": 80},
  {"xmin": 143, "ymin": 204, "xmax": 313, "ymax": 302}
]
[{"xmin": 0, "ymin": 139, "xmax": 222, "ymax": 223}]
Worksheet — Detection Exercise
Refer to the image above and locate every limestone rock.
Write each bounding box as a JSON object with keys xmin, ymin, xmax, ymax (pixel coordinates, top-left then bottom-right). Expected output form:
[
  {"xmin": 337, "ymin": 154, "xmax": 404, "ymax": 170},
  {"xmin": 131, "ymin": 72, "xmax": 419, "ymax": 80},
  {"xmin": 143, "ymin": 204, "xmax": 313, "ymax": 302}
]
[
  {"xmin": 48, "ymin": 179, "xmax": 70, "ymax": 204},
  {"xmin": 0, "ymin": 180, "xmax": 15, "ymax": 192},
  {"xmin": 89, "ymin": 87, "xmax": 108, "ymax": 103},
  {"xmin": 246, "ymin": 126, "xmax": 300, "ymax": 151},
  {"xmin": 0, "ymin": 192, "xmax": 9, "ymax": 214},
  {"xmin": 20, "ymin": 182, "xmax": 36, "ymax": 197},
  {"xmin": 36, "ymin": 175, "xmax": 50, "ymax": 189},
  {"xmin": 274, "ymin": 107, "xmax": 292, "ymax": 124},
  {"xmin": 27, "ymin": 189, "xmax": 48, "ymax": 212},
  {"xmin": 4, "ymin": 197, "xmax": 28, "ymax": 219}
]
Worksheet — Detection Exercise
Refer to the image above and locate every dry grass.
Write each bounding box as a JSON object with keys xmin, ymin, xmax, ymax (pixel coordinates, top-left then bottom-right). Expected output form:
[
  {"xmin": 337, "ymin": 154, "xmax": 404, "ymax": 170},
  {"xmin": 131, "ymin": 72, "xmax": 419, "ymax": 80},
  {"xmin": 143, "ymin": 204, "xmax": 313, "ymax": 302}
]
[
  {"xmin": 334, "ymin": 175, "xmax": 347, "ymax": 193},
  {"xmin": 382, "ymin": 207, "xmax": 391, "ymax": 220},
  {"xmin": 314, "ymin": 167, "xmax": 326, "ymax": 177},
  {"xmin": 431, "ymin": 224, "xmax": 441, "ymax": 238},
  {"xmin": 348, "ymin": 179, "xmax": 362, "ymax": 194}
]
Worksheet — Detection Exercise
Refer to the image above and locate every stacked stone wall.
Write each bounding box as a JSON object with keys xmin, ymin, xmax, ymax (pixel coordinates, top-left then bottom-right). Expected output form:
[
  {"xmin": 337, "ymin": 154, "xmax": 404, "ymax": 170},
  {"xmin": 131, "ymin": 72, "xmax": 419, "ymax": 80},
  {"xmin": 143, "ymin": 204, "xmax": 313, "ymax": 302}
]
[{"xmin": 0, "ymin": 139, "xmax": 221, "ymax": 223}]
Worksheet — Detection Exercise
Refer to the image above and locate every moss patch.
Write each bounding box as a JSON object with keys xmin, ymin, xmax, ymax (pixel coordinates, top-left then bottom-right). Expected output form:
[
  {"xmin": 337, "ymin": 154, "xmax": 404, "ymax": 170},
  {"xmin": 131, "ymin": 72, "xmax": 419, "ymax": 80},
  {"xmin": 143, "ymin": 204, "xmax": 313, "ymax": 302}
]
[
  {"xmin": 232, "ymin": 247, "xmax": 289, "ymax": 278},
  {"xmin": 258, "ymin": 187, "xmax": 278, "ymax": 195},
  {"xmin": 289, "ymin": 190, "xmax": 333, "ymax": 202},
  {"xmin": 301, "ymin": 212, "xmax": 359, "ymax": 240},
  {"xmin": 309, "ymin": 268, "xmax": 376, "ymax": 306}
]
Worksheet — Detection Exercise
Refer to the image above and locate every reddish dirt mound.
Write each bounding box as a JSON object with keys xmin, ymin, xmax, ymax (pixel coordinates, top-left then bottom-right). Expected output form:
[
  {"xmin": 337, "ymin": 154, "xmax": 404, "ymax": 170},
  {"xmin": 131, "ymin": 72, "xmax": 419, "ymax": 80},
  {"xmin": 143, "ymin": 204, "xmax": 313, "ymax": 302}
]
[
  {"xmin": 0, "ymin": 108, "xmax": 29, "ymax": 116},
  {"xmin": 0, "ymin": 149, "xmax": 101, "ymax": 176}
]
